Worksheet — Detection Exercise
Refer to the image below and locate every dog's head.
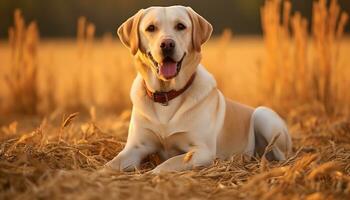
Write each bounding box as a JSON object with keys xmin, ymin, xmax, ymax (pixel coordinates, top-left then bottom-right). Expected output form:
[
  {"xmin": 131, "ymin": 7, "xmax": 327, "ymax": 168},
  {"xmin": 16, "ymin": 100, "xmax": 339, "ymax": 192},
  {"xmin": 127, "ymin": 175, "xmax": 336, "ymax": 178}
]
[{"xmin": 117, "ymin": 6, "xmax": 212, "ymax": 81}]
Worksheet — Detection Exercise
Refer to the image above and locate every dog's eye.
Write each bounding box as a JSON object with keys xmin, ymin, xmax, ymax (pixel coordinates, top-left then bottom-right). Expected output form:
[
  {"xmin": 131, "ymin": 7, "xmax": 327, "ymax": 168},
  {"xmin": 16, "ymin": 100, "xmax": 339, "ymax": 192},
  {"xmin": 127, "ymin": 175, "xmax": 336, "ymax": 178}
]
[
  {"xmin": 175, "ymin": 23, "xmax": 186, "ymax": 31},
  {"xmin": 146, "ymin": 25, "xmax": 156, "ymax": 32}
]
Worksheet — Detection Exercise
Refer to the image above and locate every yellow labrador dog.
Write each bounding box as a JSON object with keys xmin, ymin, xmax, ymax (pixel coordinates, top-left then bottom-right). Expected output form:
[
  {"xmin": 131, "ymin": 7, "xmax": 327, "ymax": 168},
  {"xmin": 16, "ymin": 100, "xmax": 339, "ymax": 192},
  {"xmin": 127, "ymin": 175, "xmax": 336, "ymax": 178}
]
[{"xmin": 106, "ymin": 6, "xmax": 292, "ymax": 173}]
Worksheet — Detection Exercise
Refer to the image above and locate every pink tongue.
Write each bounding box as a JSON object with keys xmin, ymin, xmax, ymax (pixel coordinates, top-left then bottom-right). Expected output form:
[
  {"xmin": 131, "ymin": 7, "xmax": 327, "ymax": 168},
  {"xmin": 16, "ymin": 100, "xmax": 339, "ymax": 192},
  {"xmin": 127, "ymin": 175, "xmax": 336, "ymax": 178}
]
[{"xmin": 159, "ymin": 62, "xmax": 177, "ymax": 79}]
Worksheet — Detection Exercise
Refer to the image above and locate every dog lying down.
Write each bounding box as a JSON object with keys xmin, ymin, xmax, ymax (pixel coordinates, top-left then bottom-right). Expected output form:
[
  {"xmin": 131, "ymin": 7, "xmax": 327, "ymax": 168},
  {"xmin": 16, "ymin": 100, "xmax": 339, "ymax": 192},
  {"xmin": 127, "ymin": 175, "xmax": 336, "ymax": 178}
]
[{"xmin": 105, "ymin": 6, "xmax": 292, "ymax": 173}]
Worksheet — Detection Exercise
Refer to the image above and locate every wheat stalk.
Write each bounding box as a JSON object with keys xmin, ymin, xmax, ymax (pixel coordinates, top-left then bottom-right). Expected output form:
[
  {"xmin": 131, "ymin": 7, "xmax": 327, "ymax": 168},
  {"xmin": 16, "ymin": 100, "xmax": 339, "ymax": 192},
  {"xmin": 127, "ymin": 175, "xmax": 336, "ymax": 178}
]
[
  {"xmin": 5, "ymin": 9, "xmax": 39, "ymax": 114},
  {"xmin": 260, "ymin": 0, "xmax": 349, "ymax": 114}
]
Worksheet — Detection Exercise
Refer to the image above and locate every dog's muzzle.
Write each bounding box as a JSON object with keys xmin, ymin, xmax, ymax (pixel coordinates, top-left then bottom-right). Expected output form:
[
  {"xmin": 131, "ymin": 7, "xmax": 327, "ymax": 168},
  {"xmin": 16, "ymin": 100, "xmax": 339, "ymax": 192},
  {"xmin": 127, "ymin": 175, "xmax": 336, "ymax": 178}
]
[{"xmin": 147, "ymin": 52, "xmax": 186, "ymax": 80}]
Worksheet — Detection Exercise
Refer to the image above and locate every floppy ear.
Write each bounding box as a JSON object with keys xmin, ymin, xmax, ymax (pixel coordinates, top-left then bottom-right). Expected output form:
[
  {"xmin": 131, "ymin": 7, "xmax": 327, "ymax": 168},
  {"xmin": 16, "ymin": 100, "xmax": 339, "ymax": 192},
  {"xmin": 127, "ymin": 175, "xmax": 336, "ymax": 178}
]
[
  {"xmin": 186, "ymin": 7, "xmax": 213, "ymax": 52},
  {"xmin": 117, "ymin": 9, "xmax": 144, "ymax": 55}
]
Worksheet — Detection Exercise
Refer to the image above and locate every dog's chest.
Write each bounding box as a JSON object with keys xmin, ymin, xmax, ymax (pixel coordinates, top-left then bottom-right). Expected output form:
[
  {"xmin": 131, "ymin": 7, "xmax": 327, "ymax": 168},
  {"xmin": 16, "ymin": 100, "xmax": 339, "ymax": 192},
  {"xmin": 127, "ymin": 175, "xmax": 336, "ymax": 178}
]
[{"xmin": 153, "ymin": 98, "xmax": 183, "ymax": 124}]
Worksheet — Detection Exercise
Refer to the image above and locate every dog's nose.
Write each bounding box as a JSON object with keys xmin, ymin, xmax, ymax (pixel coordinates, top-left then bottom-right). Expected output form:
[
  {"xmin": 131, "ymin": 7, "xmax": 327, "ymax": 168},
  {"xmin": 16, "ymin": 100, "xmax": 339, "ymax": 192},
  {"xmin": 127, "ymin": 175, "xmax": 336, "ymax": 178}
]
[{"xmin": 160, "ymin": 39, "xmax": 175, "ymax": 56}]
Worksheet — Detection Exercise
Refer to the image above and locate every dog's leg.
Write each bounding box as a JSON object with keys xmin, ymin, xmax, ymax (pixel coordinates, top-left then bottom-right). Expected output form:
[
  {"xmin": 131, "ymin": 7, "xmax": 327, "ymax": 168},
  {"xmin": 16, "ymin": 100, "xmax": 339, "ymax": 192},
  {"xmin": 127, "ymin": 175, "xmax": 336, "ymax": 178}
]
[
  {"xmin": 151, "ymin": 147, "xmax": 214, "ymax": 173},
  {"xmin": 105, "ymin": 123, "xmax": 159, "ymax": 171},
  {"xmin": 105, "ymin": 145, "xmax": 154, "ymax": 171},
  {"xmin": 252, "ymin": 107, "xmax": 292, "ymax": 160}
]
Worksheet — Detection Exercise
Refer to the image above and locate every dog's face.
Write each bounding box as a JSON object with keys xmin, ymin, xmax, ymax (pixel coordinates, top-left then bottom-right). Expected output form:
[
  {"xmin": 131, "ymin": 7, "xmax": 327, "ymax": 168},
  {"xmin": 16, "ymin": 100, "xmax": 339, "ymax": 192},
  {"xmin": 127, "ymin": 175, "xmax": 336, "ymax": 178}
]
[
  {"xmin": 138, "ymin": 7, "xmax": 191, "ymax": 80},
  {"xmin": 118, "ymin": 6, "xmax": 212, "ymax": 81}
]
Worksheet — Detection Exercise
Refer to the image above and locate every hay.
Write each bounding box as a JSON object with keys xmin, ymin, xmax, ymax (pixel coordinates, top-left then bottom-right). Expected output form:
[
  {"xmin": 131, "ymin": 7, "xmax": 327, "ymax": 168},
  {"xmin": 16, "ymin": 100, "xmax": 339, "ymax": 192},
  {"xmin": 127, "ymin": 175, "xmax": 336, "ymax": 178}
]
[{"xmin": 1, "ymin": 107, "xmax": 350, "ymax": 200}]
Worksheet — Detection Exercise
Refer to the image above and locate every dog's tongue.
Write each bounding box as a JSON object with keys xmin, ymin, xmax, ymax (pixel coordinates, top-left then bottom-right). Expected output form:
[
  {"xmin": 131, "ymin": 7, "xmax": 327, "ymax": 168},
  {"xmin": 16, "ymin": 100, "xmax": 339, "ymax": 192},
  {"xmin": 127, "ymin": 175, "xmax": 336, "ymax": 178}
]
[{"xmin": 159, "ymin": 61, "xmax": 177, "ymax": 79}]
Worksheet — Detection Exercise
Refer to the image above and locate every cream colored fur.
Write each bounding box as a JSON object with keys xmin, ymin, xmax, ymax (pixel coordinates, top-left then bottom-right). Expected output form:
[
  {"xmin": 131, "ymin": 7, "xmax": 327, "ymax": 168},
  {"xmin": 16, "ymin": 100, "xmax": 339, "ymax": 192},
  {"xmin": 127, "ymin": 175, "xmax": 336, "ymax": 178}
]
[{"xmin": 106, "ymin": 6, "xmax": 292, "ymax": 173}]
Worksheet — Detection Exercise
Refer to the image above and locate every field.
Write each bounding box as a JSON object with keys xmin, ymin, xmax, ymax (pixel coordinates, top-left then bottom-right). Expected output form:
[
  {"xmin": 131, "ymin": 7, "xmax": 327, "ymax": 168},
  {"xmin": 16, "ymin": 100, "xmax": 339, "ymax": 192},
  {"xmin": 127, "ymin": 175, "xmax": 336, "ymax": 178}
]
[{"xmin": 1, "ymin": 0, "xmax": 350, "ymax": 199}]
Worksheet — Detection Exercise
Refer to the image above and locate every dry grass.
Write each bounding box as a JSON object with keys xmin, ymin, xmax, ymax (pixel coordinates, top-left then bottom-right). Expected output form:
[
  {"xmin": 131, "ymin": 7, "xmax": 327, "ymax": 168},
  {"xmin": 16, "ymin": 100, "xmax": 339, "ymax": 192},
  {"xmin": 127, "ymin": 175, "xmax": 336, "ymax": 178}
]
[
  {"xmin": 0, "ymin": 0, "xmax": 350, "ymax": 199},
  {"xmin": 4, "ymin": 9, "xmax": 39, "ymax": 114},
  {"xmin": 1, "ymin": 107, "xmax": 350, "ymax": 199},
  {"xmin": 261, "ymin": 0, "xmax": 349, "ymax": 114}
]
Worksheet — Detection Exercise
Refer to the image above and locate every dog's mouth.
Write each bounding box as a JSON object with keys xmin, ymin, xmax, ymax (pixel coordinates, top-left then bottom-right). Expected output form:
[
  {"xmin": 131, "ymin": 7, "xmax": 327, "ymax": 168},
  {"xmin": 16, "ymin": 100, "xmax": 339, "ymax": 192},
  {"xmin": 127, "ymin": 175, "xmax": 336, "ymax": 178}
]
[{"xmin": 147, "ymin": 52, "xmax": 186, "ymax": 80}]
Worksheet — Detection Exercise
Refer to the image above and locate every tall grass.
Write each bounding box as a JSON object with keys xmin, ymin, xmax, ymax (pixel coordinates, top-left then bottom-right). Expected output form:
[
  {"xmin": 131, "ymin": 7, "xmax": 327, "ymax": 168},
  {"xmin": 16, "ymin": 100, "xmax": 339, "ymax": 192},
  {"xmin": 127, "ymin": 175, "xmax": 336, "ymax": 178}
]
[
  {"xmin": 312, "ymin": 0, "xmax": 349, "ymax": 114},
  {"xmin": 0, "ymin": 1, "xmax": 349, "ymax": 116},
  {"xmin": 260, "ymin": 0, "xmax": 349, "ymax": 115},
  {"xmin": 4, "ymin": 9, "xmax": 39, "ymax": 114}
]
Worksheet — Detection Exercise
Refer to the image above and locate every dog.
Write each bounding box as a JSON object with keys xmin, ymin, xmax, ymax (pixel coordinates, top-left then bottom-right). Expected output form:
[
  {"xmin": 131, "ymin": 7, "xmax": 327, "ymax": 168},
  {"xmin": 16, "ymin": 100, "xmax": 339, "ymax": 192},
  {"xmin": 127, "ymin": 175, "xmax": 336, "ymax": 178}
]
[{"xmin": 106, "ymin": 6, "xmax": 292, "ymax": 173}]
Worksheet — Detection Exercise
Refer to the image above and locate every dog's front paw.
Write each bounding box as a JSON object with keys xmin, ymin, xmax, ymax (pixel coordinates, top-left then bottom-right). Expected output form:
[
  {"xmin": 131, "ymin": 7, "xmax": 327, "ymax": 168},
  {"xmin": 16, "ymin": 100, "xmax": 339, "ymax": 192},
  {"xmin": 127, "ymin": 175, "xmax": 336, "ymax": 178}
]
[
  {"xmin": 104, "ymin": 158, "xmax": 122, "ymax": 171},
  {"xmin": 97, "ymin": 157, "xmax": 127, "ymax": 175},
  {"xmin": 150, "ymin": 167, "xmax": 161, "ymax": 174},
  {"xmin": 150, "ymin": 165, "xmax": 175, "ymax": 174},
  {"xmin": 104, "ymin": 152, "xmax": 140, "ymax": 172},
  {"xmin": 97, "ymin": 164, "xmax": 117, "ymax": 175}
]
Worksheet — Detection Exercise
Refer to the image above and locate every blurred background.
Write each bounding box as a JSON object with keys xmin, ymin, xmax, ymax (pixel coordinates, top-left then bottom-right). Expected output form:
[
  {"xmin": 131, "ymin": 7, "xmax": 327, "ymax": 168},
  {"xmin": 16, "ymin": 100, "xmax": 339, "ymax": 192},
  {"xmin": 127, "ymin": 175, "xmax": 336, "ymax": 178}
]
[
  {"xmin": 0, "ymin": 0, "xmax": 349, "ymax": 118},
  {"xmin": 0, "ymin": 0, "xmax": 350, "ymax": 38}
]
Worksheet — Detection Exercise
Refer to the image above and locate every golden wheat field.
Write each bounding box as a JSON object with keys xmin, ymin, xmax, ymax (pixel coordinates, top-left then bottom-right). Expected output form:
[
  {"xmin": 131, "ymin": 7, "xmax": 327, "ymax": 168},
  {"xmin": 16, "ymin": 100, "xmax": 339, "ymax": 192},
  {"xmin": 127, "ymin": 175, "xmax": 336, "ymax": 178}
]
[{"xmin": 1, "ymin": 0, "xmax": 350, "ymax": 199}]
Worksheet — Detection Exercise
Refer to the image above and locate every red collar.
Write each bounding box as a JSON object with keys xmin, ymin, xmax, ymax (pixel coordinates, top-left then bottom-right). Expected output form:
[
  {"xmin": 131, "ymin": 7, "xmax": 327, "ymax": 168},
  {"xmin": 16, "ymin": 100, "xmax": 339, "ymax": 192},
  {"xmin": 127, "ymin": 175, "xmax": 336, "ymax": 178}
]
[{"xmin": 144, "ymin": 73, "xmax": 196, "ymax": 106}]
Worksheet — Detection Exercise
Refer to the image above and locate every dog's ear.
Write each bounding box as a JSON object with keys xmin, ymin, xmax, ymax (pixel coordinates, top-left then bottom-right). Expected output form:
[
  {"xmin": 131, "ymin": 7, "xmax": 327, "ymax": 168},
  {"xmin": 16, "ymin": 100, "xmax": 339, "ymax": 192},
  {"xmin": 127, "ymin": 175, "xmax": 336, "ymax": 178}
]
[
  {"xmin": 186, "ymin": 7, "xmax": 213, "ymax": 52},
  {"xmin": 117, "ymin": 9, "xmax": 144, "ymax": 55}
]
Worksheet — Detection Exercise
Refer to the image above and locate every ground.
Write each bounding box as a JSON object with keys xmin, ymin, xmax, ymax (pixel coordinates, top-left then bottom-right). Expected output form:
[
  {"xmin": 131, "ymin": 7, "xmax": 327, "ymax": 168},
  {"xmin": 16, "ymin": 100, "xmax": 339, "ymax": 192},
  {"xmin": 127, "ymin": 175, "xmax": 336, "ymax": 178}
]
[{"xmin": 1, "ymin": 103, "xmax": 350, "ymax": 200}]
